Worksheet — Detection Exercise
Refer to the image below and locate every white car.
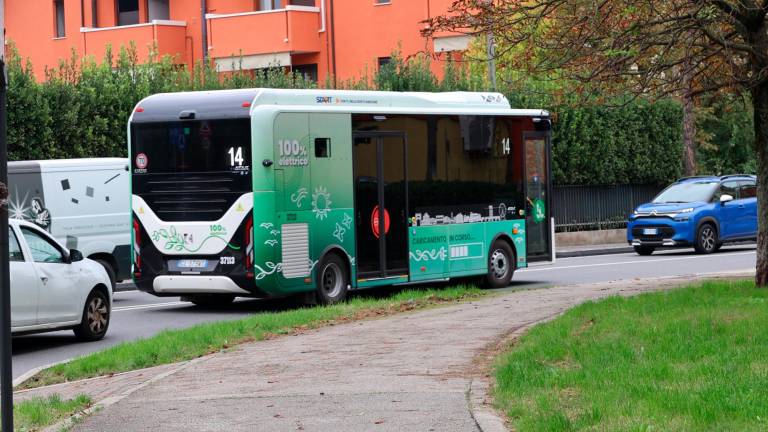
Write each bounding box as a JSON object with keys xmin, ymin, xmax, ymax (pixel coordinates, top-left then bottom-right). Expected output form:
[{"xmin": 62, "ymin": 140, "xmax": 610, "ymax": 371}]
[{"xmin": 9, "ymin": 219, "xmax": 112, "ymax": 341}]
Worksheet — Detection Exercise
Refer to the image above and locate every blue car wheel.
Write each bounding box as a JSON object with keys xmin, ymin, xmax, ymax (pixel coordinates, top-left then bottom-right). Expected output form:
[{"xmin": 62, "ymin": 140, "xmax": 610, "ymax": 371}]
[
  {"xmin": 634, "ymin": 245, "xmax": 655, "ymax": 256},
  {"xmin": 694, "ymin": 223, "xmax": 718, "ymax": 254}
]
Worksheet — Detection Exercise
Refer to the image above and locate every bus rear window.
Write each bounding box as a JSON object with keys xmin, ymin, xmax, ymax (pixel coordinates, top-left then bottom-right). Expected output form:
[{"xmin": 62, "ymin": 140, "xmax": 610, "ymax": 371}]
[{"xmin": 131, "ymin": 119, "xmax": 251, "ymax": 174}]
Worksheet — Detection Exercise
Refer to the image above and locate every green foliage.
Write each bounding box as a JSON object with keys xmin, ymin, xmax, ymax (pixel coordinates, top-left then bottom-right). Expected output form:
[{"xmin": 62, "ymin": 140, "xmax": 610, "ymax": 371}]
[
  {"xmin": 374, "ymin": 50, "xmax": 439, "ymax": 92},
  {"xmin": 5, "ymin": 43, "xmax": 316, "ymax": 162},
  {"xmin": 697, "ymin": 95, "xmax": 756, "ymax": 175},
  {"xmin": 13, "ymin": 393, "xmax": 91, "ymax": 431},
  {"xmin": 6, "ymin": 42, "xmax": 695, "ymax": 187},
  {"xmin": 550, "ymin": 100, "xmax": 683, "ymax": 185}
]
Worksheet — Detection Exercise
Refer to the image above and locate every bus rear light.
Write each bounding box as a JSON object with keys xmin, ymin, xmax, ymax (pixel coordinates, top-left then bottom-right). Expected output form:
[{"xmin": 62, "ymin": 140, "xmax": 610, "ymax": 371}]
[
  {"xmin": 242, "ymin": 102, "xmax": 251, "ymax": 108},
  {"xmin": 245, "ymin": 217, "xmax": 254, "ymax": 269},
  {"xmin": 133, "ymin": 219, "xmax": 141, "ymax": 270},
  {"xmin": 135, "ymin": 107, "xmax": 144, "ymax": 113}
]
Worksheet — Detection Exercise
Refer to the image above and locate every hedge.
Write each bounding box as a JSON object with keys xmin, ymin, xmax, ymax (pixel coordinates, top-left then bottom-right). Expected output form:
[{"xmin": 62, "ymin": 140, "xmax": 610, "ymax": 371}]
[{"xmin": 5, "ymin": 45, "xmax": 694, "ymax": 186}]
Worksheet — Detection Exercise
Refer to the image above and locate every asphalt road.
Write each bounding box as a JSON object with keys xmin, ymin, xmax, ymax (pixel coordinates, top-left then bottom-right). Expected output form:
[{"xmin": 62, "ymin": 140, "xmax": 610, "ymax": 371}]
[{"xmin": 11, "ymin": 244, "xmax": 757, "ymax": 380}]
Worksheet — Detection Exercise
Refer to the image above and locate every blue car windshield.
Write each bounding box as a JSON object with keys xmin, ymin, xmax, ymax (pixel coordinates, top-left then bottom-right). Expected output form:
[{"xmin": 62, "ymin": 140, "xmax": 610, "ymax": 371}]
[{"xmin": 652, "ymin": 182, "xmax": 719, "ymax": 203}]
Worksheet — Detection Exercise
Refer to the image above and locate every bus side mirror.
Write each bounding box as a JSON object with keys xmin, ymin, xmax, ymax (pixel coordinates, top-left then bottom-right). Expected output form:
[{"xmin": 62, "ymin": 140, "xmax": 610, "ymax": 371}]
[{"xmin": 262, "ymin": 159, "xmax": 274, "ymax": 168}]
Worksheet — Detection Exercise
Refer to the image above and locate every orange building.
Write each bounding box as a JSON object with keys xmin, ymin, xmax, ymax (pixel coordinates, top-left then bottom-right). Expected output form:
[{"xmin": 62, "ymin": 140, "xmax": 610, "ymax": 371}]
[{"xmin": 6, "ymin": 0, "xmax": 471, "ymax": 83}]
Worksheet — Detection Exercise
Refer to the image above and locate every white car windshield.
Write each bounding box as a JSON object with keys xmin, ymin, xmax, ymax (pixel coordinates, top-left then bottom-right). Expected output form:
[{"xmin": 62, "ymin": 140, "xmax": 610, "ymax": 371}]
[{"xmin": 652, "ymin": 182, "xmax": 719, "ymax": 204}]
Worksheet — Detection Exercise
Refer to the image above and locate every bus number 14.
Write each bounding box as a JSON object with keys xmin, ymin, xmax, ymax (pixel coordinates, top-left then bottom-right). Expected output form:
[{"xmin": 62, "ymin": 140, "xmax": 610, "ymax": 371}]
[{"xmin": 228, "ymin": 146, "xmax": 244, "ymax": 167}]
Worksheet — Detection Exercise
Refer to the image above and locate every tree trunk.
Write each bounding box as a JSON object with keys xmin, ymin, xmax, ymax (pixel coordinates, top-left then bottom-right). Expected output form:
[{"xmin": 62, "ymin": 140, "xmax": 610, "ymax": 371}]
[
  {"xmin": 752, "ymin": 82, "xmax": 768, "ymax": 287},
  {"xmin": 681, "ymin": 92, "xmax": 697, "ymax": 176}
]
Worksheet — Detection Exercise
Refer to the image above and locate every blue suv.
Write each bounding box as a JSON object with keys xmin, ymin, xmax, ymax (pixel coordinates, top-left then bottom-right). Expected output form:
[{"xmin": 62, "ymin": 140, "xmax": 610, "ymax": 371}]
[{"xmin": 627, "ymin": 175, "xmax": 757, "ymax": 255}]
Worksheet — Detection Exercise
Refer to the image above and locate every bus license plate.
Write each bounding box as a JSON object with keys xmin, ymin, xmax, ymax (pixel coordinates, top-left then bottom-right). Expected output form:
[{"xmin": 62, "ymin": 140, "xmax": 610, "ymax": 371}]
[
  {"xmin": 179, "ymin": 259, "xmax": 208, "ymax": 268},
  {"xmin": 643, "ymin": 228, "xmax": 658, "ymax": 236}
]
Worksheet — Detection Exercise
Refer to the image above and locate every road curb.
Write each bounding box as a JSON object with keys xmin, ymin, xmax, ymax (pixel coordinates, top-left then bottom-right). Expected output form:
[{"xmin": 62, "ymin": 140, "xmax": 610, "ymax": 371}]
[
  {"xmin": 12, "ymin": 362, "xmax": 63, "ymax": 388},
  {"xmin": 467, "ymin": 316, "xmax": 557, "ymax": 432},
  {"xmin": 115, "ymin": 281, "xmax": 136, "ymax": 292},
  {"xmin": 556, "ymin": 246, "xmax": 633, "ymax": 258},
  {"xmin": 467, "ymin": 379, "xmax": 507, "ymax": 432}
]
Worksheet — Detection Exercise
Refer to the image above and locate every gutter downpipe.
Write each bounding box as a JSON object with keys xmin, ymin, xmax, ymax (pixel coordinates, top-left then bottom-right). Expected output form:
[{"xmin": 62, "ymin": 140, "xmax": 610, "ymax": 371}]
[
  {"xmin": 330, "ymin": 0, "xmax": 337, "ymax": 87},
  {"xmin": 201, "ymin": 0, "xmax": 208, "ymax": 64},
  {"xmin": 319, "ymin": 0, "xmax": 326, "ymax": 33}
]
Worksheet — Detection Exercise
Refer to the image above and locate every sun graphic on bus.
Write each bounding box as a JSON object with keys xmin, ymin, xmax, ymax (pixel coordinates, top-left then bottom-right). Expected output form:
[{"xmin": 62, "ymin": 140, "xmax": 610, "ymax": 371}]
[{"xmin": 312, "ymin": 186, "xmax": 332, "ymax": 220}]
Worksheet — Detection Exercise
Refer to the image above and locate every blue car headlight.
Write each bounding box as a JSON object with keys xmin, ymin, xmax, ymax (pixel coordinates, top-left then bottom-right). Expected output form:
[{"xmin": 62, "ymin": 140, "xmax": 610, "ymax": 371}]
[{"xmin": 673, "ymin": 208, "xmax": 695, "ymax": 221}]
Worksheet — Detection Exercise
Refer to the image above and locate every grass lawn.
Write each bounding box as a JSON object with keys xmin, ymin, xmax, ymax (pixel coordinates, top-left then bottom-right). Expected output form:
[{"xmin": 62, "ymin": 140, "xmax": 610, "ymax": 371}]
[
  {"xmin": 494, "ymin": 279, "xmax": 768, "ymax": 431},
  {"xmin": 12, "ymin": 394, "xmax": 90, "ymax": 431},
  {"xmin": 22, "ymin": 285, "xmax": 485, "ymax": 389}
]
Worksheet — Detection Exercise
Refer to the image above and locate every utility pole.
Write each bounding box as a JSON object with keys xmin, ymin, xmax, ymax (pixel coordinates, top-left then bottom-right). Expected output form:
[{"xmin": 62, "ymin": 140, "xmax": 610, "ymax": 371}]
[
  {"xmin": 485, "ymin": 0, "xmax": 496, "ymax": 91},
  {"xmin": 0, "ymin": 0, "xmax": 12, "ymax": 429},
  {"xmin": 201, "ymin": 0, "xmax": 208, "ymax": 63}
]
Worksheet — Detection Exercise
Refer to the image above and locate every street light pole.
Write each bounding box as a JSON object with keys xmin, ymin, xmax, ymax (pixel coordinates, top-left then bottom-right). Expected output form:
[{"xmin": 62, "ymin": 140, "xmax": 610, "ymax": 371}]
[
  {"xmin": 0, "ymin": 0, "xmax": 12, "ymax": 429},
  {"xmin": 485, "ymin": 0, "xmax": 497, "ymax": 91},
  {"xmin": 486, "ymin": 31, "xmax": 496, "ymax": 91}
]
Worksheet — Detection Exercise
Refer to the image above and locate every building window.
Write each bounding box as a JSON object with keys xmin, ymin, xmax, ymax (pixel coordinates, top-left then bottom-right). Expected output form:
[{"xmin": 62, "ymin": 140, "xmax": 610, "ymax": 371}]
[
  {"xmin": 259, "ymin": 0, "xmax": 282, "ymax": 10},
  {"xmin": 148, "ymin": 0, "xmax": 170, "ymax": 21},
  {"xmin": 54, "ymin": 0, "xmax": 66, "ymax": 38},
  {"xmin": 117, "ymin": 0, "xmax": 140, "ymax": 26},
  {"xmin": 91, "ymin": 0, "xmax": 98, "ymax": 27},
  {"xmin": 378, "ymin": 57, "xmax": 391, "ymax": 70},
  {"xmin": 293, "ymin": 63, "xmax": 318, "ymax": 83},
  {"xmin": 375, "ymin": 0, "xmax": 392, "ymax": 4},
  {"xmin": 290, "ymin": 0, "xmax": 316, "ymax": 5}
]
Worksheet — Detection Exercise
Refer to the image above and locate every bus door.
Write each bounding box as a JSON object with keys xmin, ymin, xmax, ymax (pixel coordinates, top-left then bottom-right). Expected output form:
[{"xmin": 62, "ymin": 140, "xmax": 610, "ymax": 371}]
[
  {"xmin": 353, "ymin": 132, "xmax": 409, "ymax": 281},
  {"xmin": 523, "ymin": 131, "xmax": 553, "ymax": 261}
]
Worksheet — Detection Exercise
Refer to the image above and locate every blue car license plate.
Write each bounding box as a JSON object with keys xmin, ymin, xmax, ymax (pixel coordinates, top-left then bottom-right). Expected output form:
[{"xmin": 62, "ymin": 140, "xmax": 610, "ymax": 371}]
[
  {"xmin": 178, "ymin": 259, "xmax": 208, "ymax": 268},
  {"xmin": 642, "ymin": 228, "xmax": 658, "ymax": 236}
]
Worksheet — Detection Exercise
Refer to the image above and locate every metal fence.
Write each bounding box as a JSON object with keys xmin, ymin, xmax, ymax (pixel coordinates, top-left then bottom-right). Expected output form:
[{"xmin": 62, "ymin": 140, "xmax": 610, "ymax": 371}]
[{"xmin": 553, "ymin": 184, "xmax": 663, "ymax": 232}]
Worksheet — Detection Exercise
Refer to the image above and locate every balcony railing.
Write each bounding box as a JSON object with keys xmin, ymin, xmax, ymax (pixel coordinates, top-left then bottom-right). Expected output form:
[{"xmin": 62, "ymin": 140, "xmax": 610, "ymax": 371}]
[
  {"xmin": 206, "ymin": 6, "xmax": 321, "ymax": 68},
  {"xmin": 80, "ymin": 20, "xmax": 187, "ymax": 63}
]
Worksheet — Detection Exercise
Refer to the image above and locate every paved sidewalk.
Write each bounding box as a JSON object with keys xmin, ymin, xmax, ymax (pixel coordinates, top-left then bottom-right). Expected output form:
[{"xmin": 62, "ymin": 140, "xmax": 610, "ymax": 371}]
[
  {"xmin": 556, "ymin": 242, "xmax": 633, "ymax": 258},
  {"xmin": 18, "ymin": 271, "xmax": 753, "ymax": 432}
]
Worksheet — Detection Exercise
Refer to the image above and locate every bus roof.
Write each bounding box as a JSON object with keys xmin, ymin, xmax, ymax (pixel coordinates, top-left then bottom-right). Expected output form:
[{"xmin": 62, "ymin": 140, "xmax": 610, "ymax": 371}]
[
  {"xmin": 9, "ymin": 158, "xmax": 128, "ymax": 174},
  {"xmin": 131, "ymin": 88, "xmax": 549, "ymax": 123}
]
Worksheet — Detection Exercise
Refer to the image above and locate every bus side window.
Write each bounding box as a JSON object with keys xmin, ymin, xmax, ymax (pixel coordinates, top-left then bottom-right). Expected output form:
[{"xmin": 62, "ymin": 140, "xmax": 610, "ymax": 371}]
[{"xmin": 315, "ymin": 138, "xmax": 331, "ymax": 158}]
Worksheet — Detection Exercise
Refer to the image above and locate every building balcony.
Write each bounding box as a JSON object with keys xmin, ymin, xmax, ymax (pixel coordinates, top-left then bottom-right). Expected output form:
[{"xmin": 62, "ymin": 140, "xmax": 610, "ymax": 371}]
[
  {"xmin": 206, "ymin": 6, "xmax": 322, "ymax": 71},
  {"xmin": 81, "ymin": 20, "xmax": 188, "ymax": 63}
]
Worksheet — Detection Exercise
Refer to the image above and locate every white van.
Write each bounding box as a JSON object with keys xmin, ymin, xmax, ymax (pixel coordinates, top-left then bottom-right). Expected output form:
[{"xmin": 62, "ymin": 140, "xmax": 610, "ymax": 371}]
[{"xmin": 8, "ymin": 158, "xmax": 130, "ymax": 287}]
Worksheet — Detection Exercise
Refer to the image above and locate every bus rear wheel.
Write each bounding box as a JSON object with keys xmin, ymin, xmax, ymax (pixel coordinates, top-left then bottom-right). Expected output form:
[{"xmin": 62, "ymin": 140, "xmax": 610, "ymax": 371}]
[
  {"xmin": 485, "ymin": 240, "xmax": 515, "ymax": 289},
  {"xmin": 316, "ymin": 254, "xmax": 349, "ymax": 305}
]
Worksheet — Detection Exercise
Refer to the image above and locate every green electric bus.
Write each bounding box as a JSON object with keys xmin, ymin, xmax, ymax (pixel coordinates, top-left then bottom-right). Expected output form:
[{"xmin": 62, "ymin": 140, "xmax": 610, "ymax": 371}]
[{"xmin": 129, "ymin": 89, "xmax": 552, "ymax": 306}]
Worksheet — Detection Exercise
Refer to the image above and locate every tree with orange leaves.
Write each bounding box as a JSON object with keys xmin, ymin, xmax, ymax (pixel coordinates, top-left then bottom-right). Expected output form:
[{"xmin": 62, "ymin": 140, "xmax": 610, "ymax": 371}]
[{"xmin": 427, "ymin": 0, "xmax": 768, "ymax": 286}]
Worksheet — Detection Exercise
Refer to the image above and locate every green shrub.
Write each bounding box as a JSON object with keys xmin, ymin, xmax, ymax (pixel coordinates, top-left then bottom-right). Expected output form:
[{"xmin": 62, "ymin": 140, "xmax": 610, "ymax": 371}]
[{"xmin": 4, "ymin": 43, "xmax": 701, "ymax": 187}]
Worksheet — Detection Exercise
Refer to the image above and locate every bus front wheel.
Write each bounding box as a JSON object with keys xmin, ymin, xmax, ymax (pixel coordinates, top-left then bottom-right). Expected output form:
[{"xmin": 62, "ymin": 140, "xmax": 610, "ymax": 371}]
[
  {"xmin": 485, "ymin": 240, "xmax": 515, "ymax": 289},
  {"xmin": 316, "ymin": 254, "xmax": 349, "ymax": 305}
]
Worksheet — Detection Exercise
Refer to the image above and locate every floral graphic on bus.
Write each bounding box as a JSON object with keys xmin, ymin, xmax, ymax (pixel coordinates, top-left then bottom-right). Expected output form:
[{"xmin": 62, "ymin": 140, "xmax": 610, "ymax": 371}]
[
  {"xmin": 290, "ymin": 188, "xmax": 308, "ymax": 208},
  {"xmin": 333, "ymin": 223, "xmax": 346, "ymax": 242},
  {"xmin": 341, "ymin": 213, "xmax": 353, "ymax": 229},
  {"xmin": 260, "ymin": 222, "xmax": 280, "ymax": 247},
  {"xmin": 409, "ymin": 248, "xmax": 448, "ymax": 262},
  {"xmin": 312, "ymin": 186, "xmax": 332, "ymax": 220},
  {"xmin": 151, "ymin": 226, "xmax": 240, "ymax": 253}
]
